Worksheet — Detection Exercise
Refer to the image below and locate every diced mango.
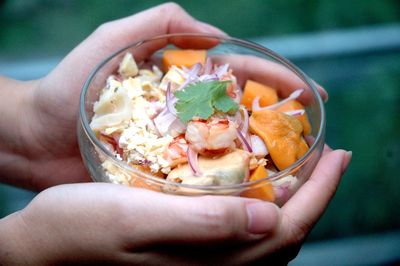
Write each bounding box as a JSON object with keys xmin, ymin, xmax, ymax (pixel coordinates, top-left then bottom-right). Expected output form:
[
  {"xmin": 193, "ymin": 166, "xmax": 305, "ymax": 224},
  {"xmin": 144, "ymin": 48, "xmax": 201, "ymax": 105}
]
[
  {"xmin": 249, "ymin": 109, "xmax": 309, "ymax": 170},
  {"xmin": 241, "ymin": 164, "xmax": 275, "ymax": 201},
  {"xmin": 130, "ymin": 165, "xmax": 162, "ymax": 192},
  {"xmin": 163, "ymin": 49, "xmax": 207, "ymax": 70},
  {"xmin": 240, "ymin": 80, "xmax": 278, "ymax": 110},
  {"xmin": 276, "ymin": 100, "xmax": 311, "ymax": 136}
]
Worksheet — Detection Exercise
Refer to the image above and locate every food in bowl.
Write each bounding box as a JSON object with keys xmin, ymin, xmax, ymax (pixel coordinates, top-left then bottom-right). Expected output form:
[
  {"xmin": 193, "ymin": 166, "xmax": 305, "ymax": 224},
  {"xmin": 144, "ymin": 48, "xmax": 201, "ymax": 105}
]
[{"xmin": 88, "ymin": 48, "xmax": 313, "ymax": 202}]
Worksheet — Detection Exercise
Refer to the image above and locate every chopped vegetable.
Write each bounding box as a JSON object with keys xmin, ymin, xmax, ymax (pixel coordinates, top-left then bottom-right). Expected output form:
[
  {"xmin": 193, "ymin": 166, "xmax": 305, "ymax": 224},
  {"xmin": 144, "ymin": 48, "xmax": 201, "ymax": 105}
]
[
  {"xmin": 131, "ymin": 165, "xmax": 162, "ymax": 192},
  {"xmin": 249, "ymin": 109, "xmax": 309, "ymax": 170},
  {"xmin": 163, "ymin": 49, "xmax": 207, "ymax": 70},
  {"xmin": 187, "ymin": 146, "xmax": 200, "ymax": 176},
  {"xmin": 236, "ymin": 128, "xmax": 252, "ymax": 152},
  {"xmin": 276, "ymin": 100, "xmax": 311, "ymax": 136},
  {"xmin": 253, "ymin": 89, "xmax": 304, "ymax": 111},
  {"xmin": 174, "ymin": 80, "xmax": 238, "ymax": 123},
  {"xmin": 241, "ymin": 80, "xmax": 278, "ymax": 110},
  {"xmin": 241, "ymin": 165, "xmax": 275, "ymax": 201}
]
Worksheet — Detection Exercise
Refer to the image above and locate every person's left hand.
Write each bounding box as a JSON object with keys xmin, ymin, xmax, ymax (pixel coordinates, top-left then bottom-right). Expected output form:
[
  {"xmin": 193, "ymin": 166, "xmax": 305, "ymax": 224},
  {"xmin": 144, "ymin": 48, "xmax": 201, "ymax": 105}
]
[
  {"xmin": 3, "ymin": 3, "xmax": 224, "ymax": 191},
  {"xmin": 0, "ymin": 145, "xmax": 350, "ymax": 265}
]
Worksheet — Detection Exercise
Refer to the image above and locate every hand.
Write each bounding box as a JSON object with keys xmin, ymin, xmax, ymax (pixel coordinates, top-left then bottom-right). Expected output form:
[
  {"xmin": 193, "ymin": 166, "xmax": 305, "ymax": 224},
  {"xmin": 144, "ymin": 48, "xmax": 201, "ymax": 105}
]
[
  {"xmin": 0, "ymin": 146, "xmax": 351, "ymax": 265},
  {"xmin": 213, "ymin": 54, "xmax": 328, "ymax": 105},
  {"xmin": 0, "ymin": 3, "xmax": 225, "ymax": 191}
]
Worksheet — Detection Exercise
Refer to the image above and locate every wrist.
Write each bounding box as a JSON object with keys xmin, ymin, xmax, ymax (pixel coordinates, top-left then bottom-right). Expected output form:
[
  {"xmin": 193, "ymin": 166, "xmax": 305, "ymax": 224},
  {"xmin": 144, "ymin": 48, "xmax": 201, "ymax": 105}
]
[
  {"xmin": 0, "ymin": 76, "xmax": 41, "ymax": 189},
  {"xmin": 0, "ymin": 211, "xmax": 44, "ymax": 265}
]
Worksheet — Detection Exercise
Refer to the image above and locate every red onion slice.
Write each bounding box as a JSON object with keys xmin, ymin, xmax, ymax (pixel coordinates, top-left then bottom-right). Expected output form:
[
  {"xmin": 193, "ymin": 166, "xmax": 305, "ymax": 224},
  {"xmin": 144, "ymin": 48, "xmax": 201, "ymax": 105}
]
[
  {"xmin": 174, "ymin": 63, "xmax": 203, "ymax": 92},
  {"xmin": 252, "ymin": 96, "xmax": 262, "ymax": 111},
  {"xmin": 268, "ymin": 89, "xmax": 304, "ymax": 110},
  {"xmin": 238, "ymin": 106, "xmax": 249, "ymax": 133},
  {"xmin": 168, "ymin": 118, "xmax": 187, "ymax": 137},
  {"xmin": 198, "ymin": 73, "xmax": 219, "ymax": 82},
  {"xmin": 171, "ymin": 65, "xmax": 186, "ymax": 77},
  {"xmin": 166, "ymin": 83, "xmax": 178, "ymax": 116},
  {"xmin": 187, "ymin": 146, "xmax": 201, "ymax": 176},
  {"xmin": 188, "ymin": 63, "xmax": 202, "ymax": 79},
  {"xmin": 284, "ymin": 109, "xmax": 305, "ymax": 116},
  {"xmin": 175, "ymin": 78, "xmax": 191, "ymax": 92},
  {"xmin": 153, "ymin": 109, "xmax": 175, "ymax": 136},
  {"xmin": 252, "ymin": 89, "xmax": 304, "ymax": 111},
  {"xmin": 153, "ymin": 108, "xmax": 186, "ymax": 137},
  {"xmin": 203, "ymin": 57, "xmax": 212, "ymax": 75},
  {"xmin": 214, "ymin": 63, "xmax": 229, "ymax": 79},
  {"xmin": 236, "ymin": 128, "xmax": 253, "ymax": 152},
  {"xmin": 181, "ymin": 65, "xmax": 190, "ymax": 73},
  {"xmin": 229, "ymin": 110, "xmax": 242, "ymax": 129}
]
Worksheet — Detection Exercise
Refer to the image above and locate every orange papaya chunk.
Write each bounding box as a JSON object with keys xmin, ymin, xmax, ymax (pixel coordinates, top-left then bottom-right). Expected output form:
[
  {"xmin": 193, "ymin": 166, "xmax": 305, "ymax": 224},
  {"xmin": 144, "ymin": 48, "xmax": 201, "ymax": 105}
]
[
  {"xmin": 240, "ymin": 80, "xmax": 278, "ymax": 110},
  {"xmin": 241, "ymin": 164, "xmax": 275, "ymax": 201},
  {"xmin": 163, "ymin": 49, "xmax": 207, "ymax": 70},
  {"xmin": 249, "ymin": 109, "xmax": 309, "ymax": 171},
  {"xmin": 131, "ymin": 165, "xmax": 162, "ymax": 192},
  {"xmin": 275, "ymin": 99, "xmax": 312, "ymax": 136}
]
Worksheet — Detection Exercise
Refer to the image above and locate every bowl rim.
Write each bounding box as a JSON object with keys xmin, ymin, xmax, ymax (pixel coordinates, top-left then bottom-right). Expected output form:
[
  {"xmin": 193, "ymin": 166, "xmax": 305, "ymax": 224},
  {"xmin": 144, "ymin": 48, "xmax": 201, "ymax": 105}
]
[{"xmin": 79, "ymin": 32, "xmax": 326, "ymax": 191}]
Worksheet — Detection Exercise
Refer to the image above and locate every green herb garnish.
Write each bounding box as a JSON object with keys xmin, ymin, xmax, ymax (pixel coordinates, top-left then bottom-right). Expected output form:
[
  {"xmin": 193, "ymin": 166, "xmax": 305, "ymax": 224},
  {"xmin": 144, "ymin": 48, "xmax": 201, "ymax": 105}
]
[{"xmin": 174, "ymin": 81, "xmax": 239, "ymax": 123}]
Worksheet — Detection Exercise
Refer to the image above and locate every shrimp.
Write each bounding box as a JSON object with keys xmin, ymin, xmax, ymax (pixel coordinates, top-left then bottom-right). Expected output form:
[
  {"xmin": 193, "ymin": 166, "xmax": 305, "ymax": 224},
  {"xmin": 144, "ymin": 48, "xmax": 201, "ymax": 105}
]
[
  {"xmin": 185, "ymin": 117, "xmax": 237, "ymax": 154},
  {"xmin": 99, "ymin": 134, "xmax": 123, "ymax": 158},
  {"xmin": 163, "ymin": 135, "xmax": 188, "ymax": 167}
]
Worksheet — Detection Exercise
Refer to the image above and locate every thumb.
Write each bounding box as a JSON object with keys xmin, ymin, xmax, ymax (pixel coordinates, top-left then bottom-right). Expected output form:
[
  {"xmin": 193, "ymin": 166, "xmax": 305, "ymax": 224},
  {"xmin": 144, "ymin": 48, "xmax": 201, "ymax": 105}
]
[
  {"xmin": 124, "ymin": 189, "xmax": 281, "ymax": 247},
  {"xmin": 281, "ymin": 148, "xmax": 352, "ymax": 239}
]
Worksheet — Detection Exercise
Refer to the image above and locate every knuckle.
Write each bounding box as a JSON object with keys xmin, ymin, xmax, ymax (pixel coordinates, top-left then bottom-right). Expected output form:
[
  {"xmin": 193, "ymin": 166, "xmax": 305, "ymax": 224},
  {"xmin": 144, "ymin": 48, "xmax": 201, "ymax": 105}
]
[
  {"xmin": 196, "ymin": 197, "xmax": 240, "ymax": 239},
  {"xmin": 161, "ymin": 2, "xmax": 184, "ymax": 13},
  {"xmin": 93, "ymin": 21, "xmax": 113, "ymax": 37},
  {"xmin": 284, "ymin": 213, "xmax": 311, "ymax": 247}
]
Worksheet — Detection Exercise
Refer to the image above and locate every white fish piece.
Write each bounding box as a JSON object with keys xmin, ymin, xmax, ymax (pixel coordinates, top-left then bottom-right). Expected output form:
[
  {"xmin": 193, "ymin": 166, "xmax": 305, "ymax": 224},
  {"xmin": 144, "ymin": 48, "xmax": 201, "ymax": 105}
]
[
  {"xmin": 159, "ymin": 67, "xmax": 185, "ymax": 91},
  {"xmin": 90, "ymin": 87, "xmax": 132, "ymax": 131},
  {"xmin": 167, "ymin": 149, "xmax": 250, "ymax": 186},
  {"xmin": 118, "ymin": 53, "xmax": 138, "ymax": 78}
]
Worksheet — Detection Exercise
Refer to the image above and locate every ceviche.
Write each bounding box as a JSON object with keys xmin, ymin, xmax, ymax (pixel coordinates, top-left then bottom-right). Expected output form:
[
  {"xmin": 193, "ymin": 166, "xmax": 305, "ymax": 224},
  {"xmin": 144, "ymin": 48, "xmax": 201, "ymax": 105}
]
[{"xmin": 90, "ymin": 49, "xmax": 311, "ymax": 200}]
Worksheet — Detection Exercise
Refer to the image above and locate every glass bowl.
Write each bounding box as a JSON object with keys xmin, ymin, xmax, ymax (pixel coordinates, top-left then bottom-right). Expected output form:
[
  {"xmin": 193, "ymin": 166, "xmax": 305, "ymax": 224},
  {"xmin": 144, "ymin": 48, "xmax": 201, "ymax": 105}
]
[{"xmin": 78, "ymin": 33, "xmax": 325, "ymax": 206}]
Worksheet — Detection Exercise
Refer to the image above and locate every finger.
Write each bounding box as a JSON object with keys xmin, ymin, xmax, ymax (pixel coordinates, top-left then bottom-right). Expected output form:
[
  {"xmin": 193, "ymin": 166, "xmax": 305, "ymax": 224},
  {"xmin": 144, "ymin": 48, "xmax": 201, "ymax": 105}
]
[
  {"xmin": 281, "ymin": 149, "xmax": 352, "ymax": 240},
  {"xmin": 42, "ymin": 3, "xmax": 226, "ymax": 118},
  {"xmin": 94, "ymin": 2, "xmax": 226, "ymax": 49},
  {"xmin": 63, "ymin": 3, "xmax": 224, "ymax": 76},
  {"xmin": 311, "ymin": 79, "xmax": 328, "ymax": 103},
  {"xmin": 121, "ymin": 189, "xmax": 281, "ymax": 248},
  {"xmin": 213, "ymin": 54, "xmax": 328, "ymax": 104},
  {"xmin": 46, "ymin": 3, "xmax": 225, "ymax": 90},
  {"xmin": 222, "ymin": 148, "xmax": 351, "ymax": 264},
  {"xmin": 322, "ymin": 143, "xmax": 333, "ymax": 154}
]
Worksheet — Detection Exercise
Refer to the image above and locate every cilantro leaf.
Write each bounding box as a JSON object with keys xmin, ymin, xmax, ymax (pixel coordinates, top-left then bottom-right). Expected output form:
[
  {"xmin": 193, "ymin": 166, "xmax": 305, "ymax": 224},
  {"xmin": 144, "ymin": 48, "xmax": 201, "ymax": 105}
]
[
  {"xmin": 175, "ymin": 96, "xmax": 213, "ymax": 122},
  {"xmin": 212, "ymin": 82, "xmax": 239, "ymax": 114},
  {"xmin": 174, "ymin": 81, "xmax": 238, "ymax": 123}
]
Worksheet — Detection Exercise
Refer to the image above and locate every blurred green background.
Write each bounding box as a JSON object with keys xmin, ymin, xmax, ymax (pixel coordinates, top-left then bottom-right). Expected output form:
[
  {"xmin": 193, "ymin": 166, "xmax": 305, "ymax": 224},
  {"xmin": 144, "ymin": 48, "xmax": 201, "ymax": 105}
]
[
  {"xmin": 1, "ymin": 0, "xmax": 400, "ymax": 58},
  {"xmin": 1, "ymin": 0, "xmax": 400, "ymax": 264}
]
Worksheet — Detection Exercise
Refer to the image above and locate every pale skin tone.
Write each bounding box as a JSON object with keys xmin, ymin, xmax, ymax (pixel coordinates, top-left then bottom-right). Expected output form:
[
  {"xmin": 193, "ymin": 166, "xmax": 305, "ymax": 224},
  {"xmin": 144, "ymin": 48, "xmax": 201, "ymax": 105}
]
[{"xmin": 0, "ymin": 3, "xmax": 351, "ymax": 265}]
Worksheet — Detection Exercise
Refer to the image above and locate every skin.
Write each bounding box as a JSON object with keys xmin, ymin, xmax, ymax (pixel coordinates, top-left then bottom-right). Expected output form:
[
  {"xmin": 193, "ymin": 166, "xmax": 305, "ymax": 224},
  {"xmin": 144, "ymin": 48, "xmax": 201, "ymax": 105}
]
[
  {"xmin": 213, "ymin": 54, "xmax": 328, "ymax": 105},
  {"xmin": 0, "ymin": 2, "xmax": 351, "ymax": 265}
]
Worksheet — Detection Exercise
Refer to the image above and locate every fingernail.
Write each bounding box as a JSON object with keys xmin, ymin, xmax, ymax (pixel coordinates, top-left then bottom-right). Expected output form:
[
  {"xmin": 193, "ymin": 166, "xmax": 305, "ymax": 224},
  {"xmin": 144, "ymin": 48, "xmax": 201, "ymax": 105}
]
[
  {"xmin": 312, "ymin": 79, "xmax": 328, "ymax": 103},
  {"xmin": 342, "ymin": 151, "xmax": 352, "ymax": 173},
  {"xmin": 246, "ymin": 202, "xmax": 280, "ymax": 235},
  {"xmin": 323, "ymin": 93, "xmax": 329, "ymax": 103},
  {"xmin": 196, "ymin": 21, "xmax": 228, "ymax": 36}
]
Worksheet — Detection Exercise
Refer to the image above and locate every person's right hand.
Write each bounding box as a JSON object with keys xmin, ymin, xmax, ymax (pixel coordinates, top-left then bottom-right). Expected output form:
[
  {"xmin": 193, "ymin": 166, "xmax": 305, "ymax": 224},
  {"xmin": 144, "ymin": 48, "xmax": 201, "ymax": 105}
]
[
  {"xmin": 0, "ymin": 2, "xmax": 225, "ymax": 192},
  {"xmin": 0, "ymin": 145, "xmax": 350, "ymax": 265}
]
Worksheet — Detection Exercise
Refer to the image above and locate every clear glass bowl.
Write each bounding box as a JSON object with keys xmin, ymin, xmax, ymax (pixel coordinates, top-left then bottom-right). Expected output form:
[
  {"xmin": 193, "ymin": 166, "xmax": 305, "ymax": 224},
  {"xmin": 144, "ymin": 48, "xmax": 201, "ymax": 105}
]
[{"xmin": 78, "ymin": 33, "xmax": 325, "ymax": 206}]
